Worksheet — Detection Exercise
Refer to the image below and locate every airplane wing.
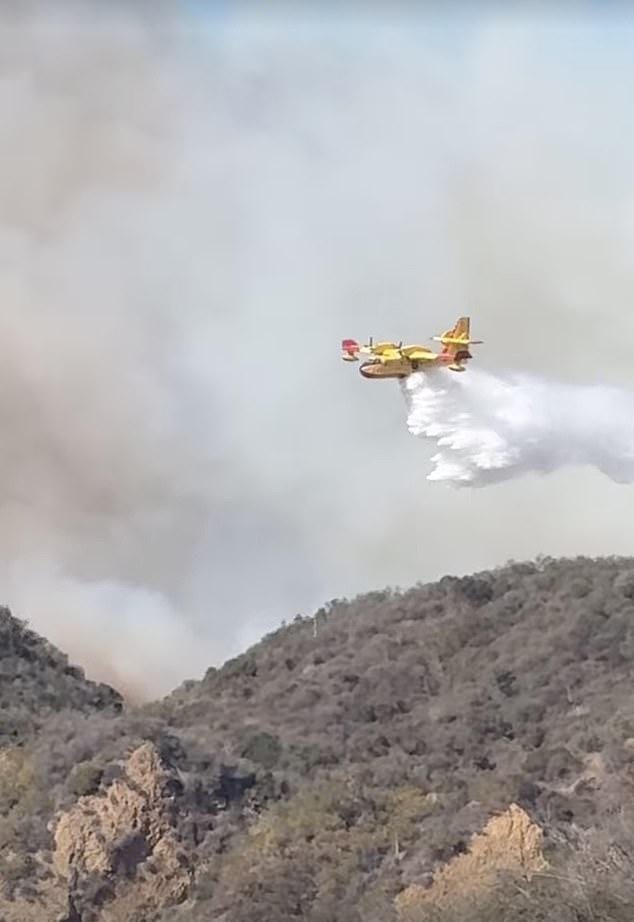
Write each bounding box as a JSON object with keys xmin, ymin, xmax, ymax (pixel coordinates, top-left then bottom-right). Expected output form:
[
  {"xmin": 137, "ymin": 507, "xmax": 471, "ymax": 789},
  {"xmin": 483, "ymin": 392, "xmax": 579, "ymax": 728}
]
[
  {"xmin": 367, "ymin": 341, "xmax": 401, "ymax": 355},
  {"xmin": 400, "ymin": 346, "xmax": 437, "ymax": 360}
]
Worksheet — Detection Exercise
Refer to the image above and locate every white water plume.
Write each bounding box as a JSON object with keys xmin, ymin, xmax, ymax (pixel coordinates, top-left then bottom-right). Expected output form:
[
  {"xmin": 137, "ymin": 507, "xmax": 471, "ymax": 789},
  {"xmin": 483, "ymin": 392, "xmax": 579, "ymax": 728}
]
[{"xmin": 402, "ymin": 369, "xmax": 634, "ymax": 487}]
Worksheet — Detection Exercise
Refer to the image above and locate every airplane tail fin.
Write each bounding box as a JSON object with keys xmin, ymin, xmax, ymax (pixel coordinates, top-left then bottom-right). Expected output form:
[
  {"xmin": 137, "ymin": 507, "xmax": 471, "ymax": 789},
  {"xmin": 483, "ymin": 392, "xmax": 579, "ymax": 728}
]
[
  {"xmin": 431, "ymin": 316, "xmax": 482, "ymax": 371},
  {"xmin": 431, "ymin": 316, "xmax": 483, "ymax": 353}
]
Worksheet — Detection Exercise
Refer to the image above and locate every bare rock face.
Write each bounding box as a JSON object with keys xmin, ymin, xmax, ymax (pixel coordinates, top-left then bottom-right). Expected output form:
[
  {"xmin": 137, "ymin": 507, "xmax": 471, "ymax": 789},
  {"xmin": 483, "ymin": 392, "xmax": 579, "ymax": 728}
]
[
  {"xmin": 52, "ymin": 742, "xmax": 190, "ymax": 921},
  {"xmin": 395, "ymin": 803, "xmax": 547, "ymax": 918}
]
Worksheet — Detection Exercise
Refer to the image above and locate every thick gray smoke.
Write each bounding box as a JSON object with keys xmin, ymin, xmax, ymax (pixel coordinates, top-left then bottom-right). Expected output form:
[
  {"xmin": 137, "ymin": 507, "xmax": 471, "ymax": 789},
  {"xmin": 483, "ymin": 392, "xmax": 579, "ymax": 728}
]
[
  {"xmin": 403, "ymin": 369, "xmax": 634, "ymax": 487},
  {"xmin": 0, "ymin": 7, "xmax": 219, "ymax": 697},
  {"xmin": 1, "ymin": 5, "xmax": 634, "ymax": 697}
]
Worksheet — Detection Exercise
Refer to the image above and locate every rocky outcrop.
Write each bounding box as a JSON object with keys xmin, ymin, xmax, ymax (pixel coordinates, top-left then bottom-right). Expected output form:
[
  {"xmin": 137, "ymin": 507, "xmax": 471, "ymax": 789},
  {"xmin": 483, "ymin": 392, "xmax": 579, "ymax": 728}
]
[
  {"xmin": 52, "ymin": 741, "xmax": 190, "ymax": 920},
  {"xmin": 395, "ymin": 803, "xmax": 547, "ymax": 918}
]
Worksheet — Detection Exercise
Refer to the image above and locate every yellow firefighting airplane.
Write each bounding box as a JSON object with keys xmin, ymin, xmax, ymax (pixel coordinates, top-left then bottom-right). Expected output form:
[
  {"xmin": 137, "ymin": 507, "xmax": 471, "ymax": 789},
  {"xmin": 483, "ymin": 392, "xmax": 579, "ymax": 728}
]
[{"xmin": 341, "ymin": 316, "xmax": 482, "ymax": 379}]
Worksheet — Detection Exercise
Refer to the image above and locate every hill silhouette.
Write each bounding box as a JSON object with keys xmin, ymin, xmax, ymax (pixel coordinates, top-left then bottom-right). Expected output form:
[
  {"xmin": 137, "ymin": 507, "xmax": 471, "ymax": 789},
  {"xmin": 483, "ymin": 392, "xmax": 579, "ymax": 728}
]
[
  {"xmin": 0, "ymin": 606, "xmax": 122, "ymax": 746},
  {"xmin": 2, "ymin": 557, "xmax": 634, "ymax": 920}
]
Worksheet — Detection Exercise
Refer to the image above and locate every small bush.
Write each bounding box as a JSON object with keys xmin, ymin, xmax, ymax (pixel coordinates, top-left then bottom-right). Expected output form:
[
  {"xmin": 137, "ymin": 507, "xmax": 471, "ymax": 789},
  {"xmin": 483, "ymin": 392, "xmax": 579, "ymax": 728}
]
[{"xmin": 68, "ymin": 761, "xmax": 103, "ymax": 797}]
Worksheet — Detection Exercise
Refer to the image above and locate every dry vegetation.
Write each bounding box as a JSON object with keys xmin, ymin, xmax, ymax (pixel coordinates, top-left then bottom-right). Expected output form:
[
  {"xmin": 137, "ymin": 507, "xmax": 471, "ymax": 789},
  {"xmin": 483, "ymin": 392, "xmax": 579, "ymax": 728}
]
[{"xmin": 2, "ymin": 556, "xmax": 634, "ymax": 919}]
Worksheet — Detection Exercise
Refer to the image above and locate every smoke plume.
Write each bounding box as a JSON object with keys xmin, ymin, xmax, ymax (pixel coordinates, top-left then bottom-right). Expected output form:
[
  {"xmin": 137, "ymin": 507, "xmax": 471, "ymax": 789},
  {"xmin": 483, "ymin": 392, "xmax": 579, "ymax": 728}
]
[
  {"xmin": 1, "ymin": 5, "xmax": 633, "ymax": 698},
  {"xmin": 403, "ymin": 369, "xmax": 634, "ymax": 487}
]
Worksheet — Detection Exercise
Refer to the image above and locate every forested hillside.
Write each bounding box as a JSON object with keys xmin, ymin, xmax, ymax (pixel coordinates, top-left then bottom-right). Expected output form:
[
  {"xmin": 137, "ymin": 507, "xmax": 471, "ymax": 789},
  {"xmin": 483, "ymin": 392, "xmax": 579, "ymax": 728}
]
[{"xmin": 2, "ymin": 557, "xmax": 634, "ymax": 920}]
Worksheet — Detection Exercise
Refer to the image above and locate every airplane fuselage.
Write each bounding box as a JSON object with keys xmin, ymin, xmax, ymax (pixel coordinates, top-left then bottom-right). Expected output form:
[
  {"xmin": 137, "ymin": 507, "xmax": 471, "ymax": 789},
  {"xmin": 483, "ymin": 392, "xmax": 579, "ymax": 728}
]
[
  {"xmin": 359, "ymin": 350, "xmax": 470, "ymax": 378},
  {"xmin": 360, "ymin": 359, "xmax": 417, "ymax": 378}
]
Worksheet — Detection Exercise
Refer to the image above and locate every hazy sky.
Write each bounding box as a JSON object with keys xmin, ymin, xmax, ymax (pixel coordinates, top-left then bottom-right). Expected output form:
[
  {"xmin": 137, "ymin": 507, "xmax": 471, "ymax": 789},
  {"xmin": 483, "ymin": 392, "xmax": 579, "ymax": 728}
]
[{"xmin": 1, "ymin": 2, "xmax": 634, "ymax": 696}]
